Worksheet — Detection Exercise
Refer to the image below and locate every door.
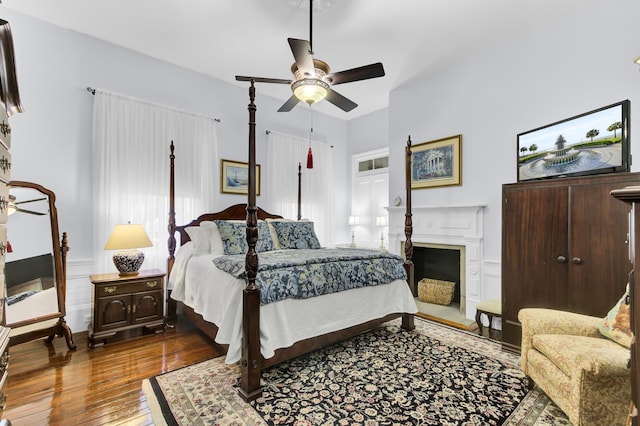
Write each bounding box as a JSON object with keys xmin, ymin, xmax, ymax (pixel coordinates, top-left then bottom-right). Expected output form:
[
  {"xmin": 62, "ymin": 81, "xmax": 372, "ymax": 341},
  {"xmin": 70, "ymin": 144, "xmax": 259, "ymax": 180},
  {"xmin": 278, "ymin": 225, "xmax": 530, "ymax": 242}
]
[
  {"xmin": 96, "ymin": 294, "xmax": 129, "ymax": 331},
  {"xmin": 569, "ymin": 181, "xmax": 631, "ymax": 316},
  {"xmin": 502, "ymin": 184, "xmax": 569, "ymax": 348},
  {"xmin": 132, "ymin": 290, "xmax": 163, "ymax": 325},
  {"xmin": 351, "ymin": 149, "xmax": 389, "ymax": 248}
]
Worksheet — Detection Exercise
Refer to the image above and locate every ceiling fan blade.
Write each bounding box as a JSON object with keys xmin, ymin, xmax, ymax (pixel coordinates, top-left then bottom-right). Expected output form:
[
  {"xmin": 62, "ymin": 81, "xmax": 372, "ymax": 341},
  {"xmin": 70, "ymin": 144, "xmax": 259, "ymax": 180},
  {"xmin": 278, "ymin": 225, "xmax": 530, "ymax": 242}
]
[
  {"xmin": 14, "ymin": 197, "xmax": 46, "ymax": 205},
  {"xmin": 326, "ymin": 62, "xmax": 385, "ymax": 86},
  {"xmin": 278, "ymin": 95, "xmax": 301, "ymax": 112},
  {"xmin": 325, "ymin": 88, "xmax": 358, "ymax": 112},
  {"xmin": 288, "ymin": 38, "xmax": 315, "ymax": 77},
  {"xmin": 235, "ymin": 76, "xmax": 291, "ymax": 84},
  {"xmin": 16, "ymin": 207, "xmax": 46, "ymax": 216}
]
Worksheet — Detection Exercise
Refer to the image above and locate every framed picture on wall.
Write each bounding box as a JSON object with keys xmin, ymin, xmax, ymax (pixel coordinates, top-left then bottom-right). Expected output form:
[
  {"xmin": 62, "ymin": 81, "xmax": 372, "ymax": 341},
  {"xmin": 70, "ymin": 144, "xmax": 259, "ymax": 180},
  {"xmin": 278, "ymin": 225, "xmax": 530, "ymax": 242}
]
[
  {"xmin": 220, "ymin": 159, "xmax": 261, "ymax": 195},
  {"xmin": 411, "ymin": 134, "xmax": 462, "ymax": 189}
]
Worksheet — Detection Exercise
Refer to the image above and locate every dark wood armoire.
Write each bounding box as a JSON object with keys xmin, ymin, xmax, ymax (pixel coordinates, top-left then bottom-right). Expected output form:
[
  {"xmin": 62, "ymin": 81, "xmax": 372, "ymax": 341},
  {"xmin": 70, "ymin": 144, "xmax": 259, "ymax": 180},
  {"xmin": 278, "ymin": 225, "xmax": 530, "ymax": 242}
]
[
  {"xmin": 610, "ymin": 186, "xmax": 640, "ymax": 425},
  {"xmin": 501, "ymin": 172, "xmax": 640, "ymax": 351}
]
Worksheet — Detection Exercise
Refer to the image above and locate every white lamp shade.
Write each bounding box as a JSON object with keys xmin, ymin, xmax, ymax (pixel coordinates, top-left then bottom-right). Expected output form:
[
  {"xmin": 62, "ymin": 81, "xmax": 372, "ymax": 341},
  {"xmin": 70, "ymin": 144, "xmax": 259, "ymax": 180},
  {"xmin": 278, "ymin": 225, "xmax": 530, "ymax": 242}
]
[
  {"xmin": 376, "ymin": 216, "xmax": 388, "ymax": 227},
  {"xmin": 348, "ymin": 215, "xmax": 359, "ymax": 226},
  {"xmin": 104, "ymin": 224, "xmax": 152, "ymax": 250}
]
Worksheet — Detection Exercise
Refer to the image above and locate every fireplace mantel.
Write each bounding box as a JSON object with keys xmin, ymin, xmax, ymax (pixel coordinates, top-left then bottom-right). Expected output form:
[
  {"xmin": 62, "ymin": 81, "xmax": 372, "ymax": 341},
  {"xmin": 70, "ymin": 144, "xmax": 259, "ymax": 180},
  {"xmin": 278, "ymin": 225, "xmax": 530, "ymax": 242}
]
[{"xmin": 387, "ymin": 204, "xmax": 486, "ymax": 320}]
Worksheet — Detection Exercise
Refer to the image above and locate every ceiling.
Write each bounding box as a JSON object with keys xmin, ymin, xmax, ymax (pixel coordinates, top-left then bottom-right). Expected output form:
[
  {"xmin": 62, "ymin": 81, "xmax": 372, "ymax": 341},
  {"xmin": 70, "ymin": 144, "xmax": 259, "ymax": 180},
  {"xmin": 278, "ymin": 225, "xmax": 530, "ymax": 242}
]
[{"xmin": 2, "ymin": 0, "xmax": 598, "ymax": 120}]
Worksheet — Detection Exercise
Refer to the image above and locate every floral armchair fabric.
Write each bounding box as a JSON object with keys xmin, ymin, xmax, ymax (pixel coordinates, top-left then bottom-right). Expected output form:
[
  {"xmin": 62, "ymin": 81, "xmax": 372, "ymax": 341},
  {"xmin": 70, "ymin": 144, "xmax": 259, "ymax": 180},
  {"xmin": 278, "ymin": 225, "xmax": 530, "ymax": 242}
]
[{"xmin": 519, "ymin": 308, "xmax": 631, "ymax": 426}]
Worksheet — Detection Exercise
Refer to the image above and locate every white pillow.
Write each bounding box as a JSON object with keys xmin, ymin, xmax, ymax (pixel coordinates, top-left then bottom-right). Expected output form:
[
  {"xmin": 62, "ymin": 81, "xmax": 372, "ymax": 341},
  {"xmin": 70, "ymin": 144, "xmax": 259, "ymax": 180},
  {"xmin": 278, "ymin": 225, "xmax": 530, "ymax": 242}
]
[
  {"xmin": 168, "ymin": 241, "xmax": 193, "ymax": 291},
  {"xmin": 185, "ymin": 225, "xmax": 210, "ymax": 256},
  {"xmin": 201, "ymin": 221, "xmax": 224, "ymax": 255}
]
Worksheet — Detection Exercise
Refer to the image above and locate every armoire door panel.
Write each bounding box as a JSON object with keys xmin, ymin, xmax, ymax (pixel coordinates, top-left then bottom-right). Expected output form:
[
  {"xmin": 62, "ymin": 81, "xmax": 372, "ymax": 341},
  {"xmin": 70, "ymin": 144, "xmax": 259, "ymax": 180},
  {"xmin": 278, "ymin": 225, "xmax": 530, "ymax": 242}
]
[
  {"xmin": 502, "ymin": 185, "xmax": 569, "ymax": 323},
  {"xmin": 569, "ymin": 182, "xmax": 631, "ymax": 316}
]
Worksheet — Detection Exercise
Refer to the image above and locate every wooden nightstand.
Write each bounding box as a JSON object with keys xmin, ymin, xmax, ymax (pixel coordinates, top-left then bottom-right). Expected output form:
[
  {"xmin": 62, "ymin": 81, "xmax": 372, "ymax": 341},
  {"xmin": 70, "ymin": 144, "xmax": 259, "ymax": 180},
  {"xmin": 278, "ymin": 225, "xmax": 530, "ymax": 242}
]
[{"xmin": 89, "ymin": 269, "xmax": 165, "ymax": 348}]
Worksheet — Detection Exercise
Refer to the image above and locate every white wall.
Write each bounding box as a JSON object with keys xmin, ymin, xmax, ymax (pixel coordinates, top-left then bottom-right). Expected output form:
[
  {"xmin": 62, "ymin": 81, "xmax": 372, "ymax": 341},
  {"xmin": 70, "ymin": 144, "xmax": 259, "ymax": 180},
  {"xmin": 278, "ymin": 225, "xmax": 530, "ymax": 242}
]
[
  {"xmin": 388, "ymin": 0, "xmax": 640, "ymax": 299},
  {"xmin": 1, "ymin": 8, "xmax": 348, "ymax": 332}
]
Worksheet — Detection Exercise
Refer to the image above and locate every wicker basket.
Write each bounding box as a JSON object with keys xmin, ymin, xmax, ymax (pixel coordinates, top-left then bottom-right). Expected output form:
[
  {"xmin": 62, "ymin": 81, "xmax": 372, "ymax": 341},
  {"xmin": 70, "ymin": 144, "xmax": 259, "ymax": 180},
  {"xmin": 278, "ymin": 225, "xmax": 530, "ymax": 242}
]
[{"xmin": 417, "ymin": 278, "xmax": 455, "ymax": 305}]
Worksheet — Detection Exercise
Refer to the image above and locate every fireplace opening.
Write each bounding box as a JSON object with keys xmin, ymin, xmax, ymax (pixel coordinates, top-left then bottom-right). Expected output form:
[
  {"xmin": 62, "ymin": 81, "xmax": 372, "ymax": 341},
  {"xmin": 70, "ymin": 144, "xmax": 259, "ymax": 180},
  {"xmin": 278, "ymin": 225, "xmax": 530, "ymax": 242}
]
[
  {"xmin": 412, "ymin": 243, "xmax": 466, "ymax": 316},
  {"xmin": 414, "ymin": 247, "xmax": 461, "ymax": 304}
]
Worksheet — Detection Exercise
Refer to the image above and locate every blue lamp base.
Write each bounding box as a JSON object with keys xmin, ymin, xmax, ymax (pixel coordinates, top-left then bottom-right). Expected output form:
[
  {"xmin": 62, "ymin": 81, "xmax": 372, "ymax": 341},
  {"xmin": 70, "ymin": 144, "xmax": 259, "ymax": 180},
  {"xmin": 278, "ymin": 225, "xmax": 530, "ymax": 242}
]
[{"xmin": 112, "ymin": 249, "xmax": 145, "ymax": 276}]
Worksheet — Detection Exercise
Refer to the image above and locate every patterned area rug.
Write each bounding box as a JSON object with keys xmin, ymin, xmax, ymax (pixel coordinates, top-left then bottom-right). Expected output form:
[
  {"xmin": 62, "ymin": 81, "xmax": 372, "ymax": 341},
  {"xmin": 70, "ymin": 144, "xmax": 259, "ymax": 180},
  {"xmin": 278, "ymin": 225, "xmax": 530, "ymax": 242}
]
[{"xmin": 143, "ymin": 318, "xmax": 570, "ymax": 425}]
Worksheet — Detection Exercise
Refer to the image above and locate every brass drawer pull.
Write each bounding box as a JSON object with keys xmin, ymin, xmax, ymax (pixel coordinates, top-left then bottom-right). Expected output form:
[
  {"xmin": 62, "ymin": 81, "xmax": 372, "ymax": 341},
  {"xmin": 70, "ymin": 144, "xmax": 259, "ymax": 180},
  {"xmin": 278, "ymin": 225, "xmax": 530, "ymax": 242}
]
[
  {"xmin": 104, "ymin": 286, "xmax": 117, "ymax": 294},
  {"xmin": 146, "ymin": 281, "xmax": 158, "ymax": 288}
]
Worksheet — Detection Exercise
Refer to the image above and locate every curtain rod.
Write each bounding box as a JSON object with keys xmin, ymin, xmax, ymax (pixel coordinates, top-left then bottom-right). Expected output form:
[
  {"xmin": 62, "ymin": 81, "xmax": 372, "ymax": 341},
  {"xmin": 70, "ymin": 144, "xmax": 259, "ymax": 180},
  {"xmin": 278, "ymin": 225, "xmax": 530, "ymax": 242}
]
[
  {"xmin": 266, "ymin": 129, "xmax": 334, "ymax": 148},
  {"xmin": 86, "ymin": 86, "xmax": 221, "ymax": 123}
]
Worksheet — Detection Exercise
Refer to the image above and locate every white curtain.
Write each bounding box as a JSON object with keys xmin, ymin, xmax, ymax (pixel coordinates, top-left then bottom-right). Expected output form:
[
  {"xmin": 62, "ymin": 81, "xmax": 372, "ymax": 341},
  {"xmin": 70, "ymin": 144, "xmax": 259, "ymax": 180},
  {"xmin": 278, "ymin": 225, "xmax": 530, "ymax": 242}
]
[
  {"xmin": 92, "ymin": 90, "xmax": 218, "ymax": 274},
  {"xmin": 266, "ymin": 131, "xmax": 334, "ymax": 246}
]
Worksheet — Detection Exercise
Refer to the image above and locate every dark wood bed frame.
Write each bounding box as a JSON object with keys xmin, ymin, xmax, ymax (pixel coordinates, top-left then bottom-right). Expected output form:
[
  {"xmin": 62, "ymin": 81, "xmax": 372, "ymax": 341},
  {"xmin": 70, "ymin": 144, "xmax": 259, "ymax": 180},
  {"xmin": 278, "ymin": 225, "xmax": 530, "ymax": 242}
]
[{"xmin": 166, "ymin": 81, "xmax": 416, "ymax": 402}]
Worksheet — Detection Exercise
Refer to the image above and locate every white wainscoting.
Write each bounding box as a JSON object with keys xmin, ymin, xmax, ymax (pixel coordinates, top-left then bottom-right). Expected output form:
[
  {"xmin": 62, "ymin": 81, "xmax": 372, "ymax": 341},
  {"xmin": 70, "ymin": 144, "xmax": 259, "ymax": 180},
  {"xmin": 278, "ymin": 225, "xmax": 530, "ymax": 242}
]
[
  {"xmin": 481, "ymin": 259, "xmax": 502, "ymax": 330},
  {"xmin": 64, "ymin": 255, "xmax": 503, "ymax": 331},
  {"xmin": 65, "ymin": 258, "xmax": 94, "ymax": 334}
]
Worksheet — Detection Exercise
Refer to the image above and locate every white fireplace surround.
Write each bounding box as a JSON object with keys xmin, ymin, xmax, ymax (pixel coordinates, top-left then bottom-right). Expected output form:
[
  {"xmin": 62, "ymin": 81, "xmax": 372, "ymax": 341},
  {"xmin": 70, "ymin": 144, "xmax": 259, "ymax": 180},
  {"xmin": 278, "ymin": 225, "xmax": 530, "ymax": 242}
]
[{"xmin": 387, "ymin": 205, "xmax": 486, "ymax": 320}]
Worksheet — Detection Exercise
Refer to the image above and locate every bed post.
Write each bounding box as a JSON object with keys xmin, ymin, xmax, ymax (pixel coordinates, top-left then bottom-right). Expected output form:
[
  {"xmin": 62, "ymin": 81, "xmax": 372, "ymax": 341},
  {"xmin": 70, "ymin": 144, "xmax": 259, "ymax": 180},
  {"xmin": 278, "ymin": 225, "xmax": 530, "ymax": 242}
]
[
  {"xmin": 402, "ymin": 136, "xmax": 415, "ymax": 331},
  {"xmin": 403, "ymin": 136, "xmax": 415, "ymax": 295},
  {"xmin": 239, "ymin": 80, "xmax": 263, "ymax": 402},
  {"xmin": 297, "ymin": 162, "xmax": 302, "ymax": 220},
  {"xmin": 166, "ymin": 141, "xmax": 177, "ymax": 325}
]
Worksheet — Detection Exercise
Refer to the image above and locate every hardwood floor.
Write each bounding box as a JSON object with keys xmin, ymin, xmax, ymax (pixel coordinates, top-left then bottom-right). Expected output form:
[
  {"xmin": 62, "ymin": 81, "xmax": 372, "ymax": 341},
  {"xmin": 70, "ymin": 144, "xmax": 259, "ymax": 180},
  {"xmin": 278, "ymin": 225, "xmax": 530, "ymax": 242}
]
[{"xmin": 2, "ymin": 316, "xmax": 224, "ymax": 425}]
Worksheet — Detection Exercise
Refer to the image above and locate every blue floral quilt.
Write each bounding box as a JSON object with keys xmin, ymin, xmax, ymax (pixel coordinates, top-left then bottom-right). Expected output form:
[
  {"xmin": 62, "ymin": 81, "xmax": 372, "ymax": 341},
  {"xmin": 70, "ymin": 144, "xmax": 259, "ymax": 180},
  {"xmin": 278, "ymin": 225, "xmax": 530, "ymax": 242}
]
[{"xmin": 213, "ymin": 248, "xmax": 407, "ymax": 305}]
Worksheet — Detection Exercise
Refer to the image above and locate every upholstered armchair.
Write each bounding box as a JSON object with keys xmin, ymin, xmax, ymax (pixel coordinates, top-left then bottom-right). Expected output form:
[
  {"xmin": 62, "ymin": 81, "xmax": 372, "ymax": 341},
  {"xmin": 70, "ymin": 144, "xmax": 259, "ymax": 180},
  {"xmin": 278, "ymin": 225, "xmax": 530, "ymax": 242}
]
[{"xmin": 519, "ymin": 308, "xmax": 631, "ymax": 426}]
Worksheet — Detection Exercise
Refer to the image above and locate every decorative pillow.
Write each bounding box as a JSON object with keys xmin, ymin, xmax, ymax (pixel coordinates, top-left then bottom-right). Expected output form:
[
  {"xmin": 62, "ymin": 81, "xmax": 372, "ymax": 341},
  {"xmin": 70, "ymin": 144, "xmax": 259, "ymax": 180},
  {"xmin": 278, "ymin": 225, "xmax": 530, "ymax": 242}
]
[
  {"xmin": 185, "ymin": 226, "xmax": 210, "ymax": 256},
  {"xmin": 214, "ymin": 220, "xmax": 275, "ymax": 255},
  {"xmin": 271, "ymin": 221, "xmax": 321, "ymax": 249},
  {"xmin": 265, "ymin": 218, "xmax": 295, "ymax": 250},
  {"xmin": 256, "ymin": 221, "xmax": 276, "ymax": 252},
  {"xmin": 599, "ymin": 284, "xmax": 632, "ymax": 348}
]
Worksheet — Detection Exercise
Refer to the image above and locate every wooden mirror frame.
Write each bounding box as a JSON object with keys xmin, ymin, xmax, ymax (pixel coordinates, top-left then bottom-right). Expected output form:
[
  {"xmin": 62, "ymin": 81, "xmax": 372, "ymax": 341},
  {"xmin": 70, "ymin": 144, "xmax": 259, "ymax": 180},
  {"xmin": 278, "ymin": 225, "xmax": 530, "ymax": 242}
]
[{"xmin": 5, "ymin": 181, "xmax": 75, "ymax": 349}]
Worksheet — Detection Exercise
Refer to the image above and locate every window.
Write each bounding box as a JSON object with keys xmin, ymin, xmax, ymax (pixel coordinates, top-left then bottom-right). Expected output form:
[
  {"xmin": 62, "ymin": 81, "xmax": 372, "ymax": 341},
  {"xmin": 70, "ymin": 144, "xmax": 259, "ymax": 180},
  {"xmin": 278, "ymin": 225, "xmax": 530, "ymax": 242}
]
[{"xmin": 358, "ymin": 155, "xmax": 389, "ymax": 173}]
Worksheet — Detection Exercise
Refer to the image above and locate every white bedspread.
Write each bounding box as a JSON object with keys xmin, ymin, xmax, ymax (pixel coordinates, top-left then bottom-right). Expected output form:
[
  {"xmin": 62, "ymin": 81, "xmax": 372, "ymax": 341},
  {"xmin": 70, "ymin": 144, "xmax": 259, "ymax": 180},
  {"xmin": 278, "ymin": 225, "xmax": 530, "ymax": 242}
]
[
  {"xmin": 170, "ymin": 243, "xmax": 418, "ymax": 363},
  {"xmin": 5, "ymin": 286, "xmax": 59, "ymax": 325}
]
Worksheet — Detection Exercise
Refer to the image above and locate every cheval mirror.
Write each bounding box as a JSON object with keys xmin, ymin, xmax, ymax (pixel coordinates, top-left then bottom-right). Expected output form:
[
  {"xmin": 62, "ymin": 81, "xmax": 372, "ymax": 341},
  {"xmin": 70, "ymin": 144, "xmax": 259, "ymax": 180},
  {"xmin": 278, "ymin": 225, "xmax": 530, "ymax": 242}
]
[{"xmin": 3, "ymin": 181, "xmax": 75, "ymax": 349}]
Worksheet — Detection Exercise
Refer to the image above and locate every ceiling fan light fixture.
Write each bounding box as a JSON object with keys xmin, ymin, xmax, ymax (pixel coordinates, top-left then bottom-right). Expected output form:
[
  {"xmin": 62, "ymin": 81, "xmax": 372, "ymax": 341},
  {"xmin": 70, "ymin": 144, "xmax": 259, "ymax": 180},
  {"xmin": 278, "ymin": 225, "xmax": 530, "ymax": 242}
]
[{"xmin": 292, "ymin": 78, "xmax": 329, "ymax": 105}]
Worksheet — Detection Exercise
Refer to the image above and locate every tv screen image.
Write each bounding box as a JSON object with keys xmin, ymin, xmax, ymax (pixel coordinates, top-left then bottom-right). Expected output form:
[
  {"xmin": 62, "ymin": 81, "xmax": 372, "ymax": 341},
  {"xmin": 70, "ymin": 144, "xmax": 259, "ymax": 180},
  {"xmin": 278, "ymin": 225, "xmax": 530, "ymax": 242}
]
[{"xmin": 517, "ymin": 100, "xmax": 630, "ymax": 182}]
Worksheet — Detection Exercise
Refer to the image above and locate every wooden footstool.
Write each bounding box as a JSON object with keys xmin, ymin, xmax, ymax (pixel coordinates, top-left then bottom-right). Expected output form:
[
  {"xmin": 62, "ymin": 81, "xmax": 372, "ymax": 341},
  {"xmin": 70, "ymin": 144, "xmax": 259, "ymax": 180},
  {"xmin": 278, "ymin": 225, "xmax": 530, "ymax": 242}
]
[{"xmin": 475, "ymin": 299, "xmax": 502, "ymax": 339}]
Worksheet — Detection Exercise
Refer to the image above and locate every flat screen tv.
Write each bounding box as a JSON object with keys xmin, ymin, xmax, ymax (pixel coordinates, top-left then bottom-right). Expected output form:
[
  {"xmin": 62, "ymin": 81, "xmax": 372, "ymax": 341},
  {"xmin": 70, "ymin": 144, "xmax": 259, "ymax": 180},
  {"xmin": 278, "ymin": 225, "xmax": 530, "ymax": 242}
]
[{"xmin": 517, "ymin": 100, "xmax": 630, "ymax": 182}]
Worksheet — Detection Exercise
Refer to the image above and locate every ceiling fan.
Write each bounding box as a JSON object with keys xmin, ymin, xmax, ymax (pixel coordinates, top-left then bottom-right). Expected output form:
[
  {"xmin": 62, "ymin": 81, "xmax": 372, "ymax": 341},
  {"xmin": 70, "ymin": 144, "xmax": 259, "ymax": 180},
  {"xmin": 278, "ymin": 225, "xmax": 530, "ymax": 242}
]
[
  {"xmin": 8, "ymin": 194, "xmax": 47, "ymax": 216},
  {"xmin": 236, "ymin": 0, "xmax": 385, "ymax": 112}
]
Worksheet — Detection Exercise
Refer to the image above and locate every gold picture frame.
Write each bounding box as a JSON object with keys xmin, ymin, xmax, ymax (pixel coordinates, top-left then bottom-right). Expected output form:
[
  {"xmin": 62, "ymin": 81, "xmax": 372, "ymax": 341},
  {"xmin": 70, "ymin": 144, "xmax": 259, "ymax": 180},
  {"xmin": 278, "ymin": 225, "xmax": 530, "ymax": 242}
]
[
  {"xmin": 220, "ymin": 159, "xmax": 261, "ymax": 195},
  {"xmin": 411, "ymin": 135, "xmax": 462, "ymax": 189}
]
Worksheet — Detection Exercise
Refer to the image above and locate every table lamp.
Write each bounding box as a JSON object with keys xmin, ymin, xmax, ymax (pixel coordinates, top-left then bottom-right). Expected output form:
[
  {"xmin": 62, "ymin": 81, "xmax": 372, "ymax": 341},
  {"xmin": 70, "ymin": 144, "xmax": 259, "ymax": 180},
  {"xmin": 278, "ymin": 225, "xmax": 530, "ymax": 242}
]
[
  {"xmin": 376, "ymin": 215, "xmax": 388, "ymax": 251},
  {"xmin": 348, "ymin": 215, "xmax": 359, "ymax": 248},
  {"xmin": 104, "ymin": 223, "xmax": 153, "ymax": 276}
]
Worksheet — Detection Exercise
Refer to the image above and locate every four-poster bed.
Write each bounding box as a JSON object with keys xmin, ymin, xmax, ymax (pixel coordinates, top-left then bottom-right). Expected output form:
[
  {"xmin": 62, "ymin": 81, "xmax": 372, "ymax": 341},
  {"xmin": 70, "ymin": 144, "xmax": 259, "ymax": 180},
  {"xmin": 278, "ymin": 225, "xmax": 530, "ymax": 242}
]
[{"xmin": 166, "ymin": 81, "xmax": 417, "ymax": 402}]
